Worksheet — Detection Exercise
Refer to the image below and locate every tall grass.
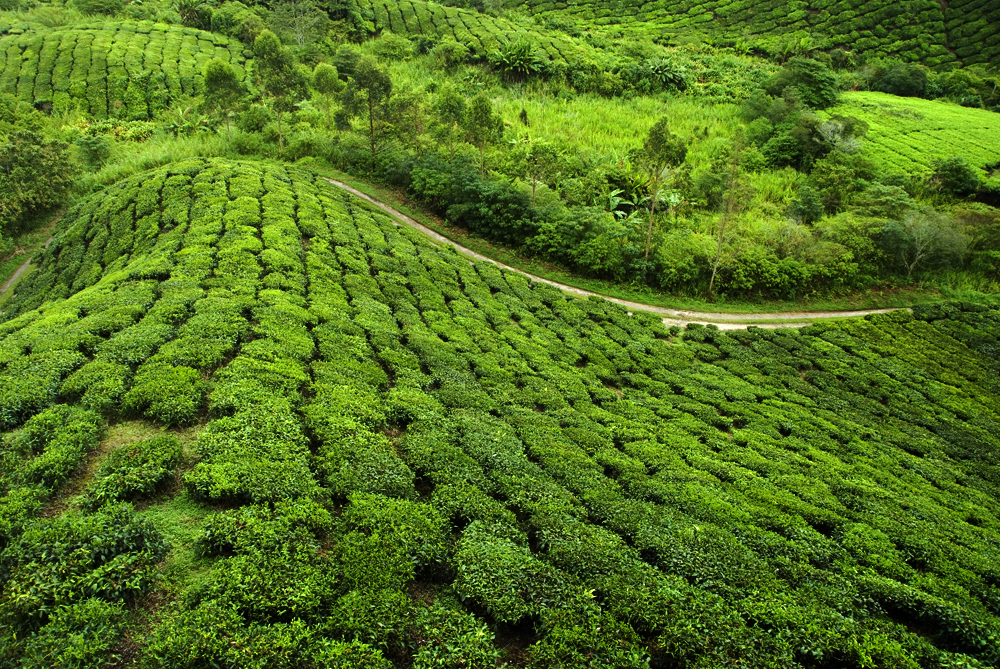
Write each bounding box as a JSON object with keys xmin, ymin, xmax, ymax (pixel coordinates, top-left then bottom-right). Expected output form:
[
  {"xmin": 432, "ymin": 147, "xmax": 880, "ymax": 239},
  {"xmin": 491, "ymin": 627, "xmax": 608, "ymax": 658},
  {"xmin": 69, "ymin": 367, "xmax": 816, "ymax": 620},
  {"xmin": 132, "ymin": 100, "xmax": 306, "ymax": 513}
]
[{"xmin": 84, "ymin": 133, "xmax": 230, "ymax": 189}]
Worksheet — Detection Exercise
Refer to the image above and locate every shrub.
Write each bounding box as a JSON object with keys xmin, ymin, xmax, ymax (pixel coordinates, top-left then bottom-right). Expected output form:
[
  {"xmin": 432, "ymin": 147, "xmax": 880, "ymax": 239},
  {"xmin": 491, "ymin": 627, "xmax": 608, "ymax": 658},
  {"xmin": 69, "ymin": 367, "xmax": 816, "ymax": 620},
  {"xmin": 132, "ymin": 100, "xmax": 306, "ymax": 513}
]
[
  {"xmin": 411, "ymin": 603, "xmax": 502, "ymax": 669},
  {"xmin": 123, "ymin": 363, "xmax": 206, "ymax": 425},
  {"xmin": 82, "ymin": 435, "xmax": 183, "ymax": 509},
  {"xmin": 19, "ymin": 598, "xmax": 126, "ymax": 669}
]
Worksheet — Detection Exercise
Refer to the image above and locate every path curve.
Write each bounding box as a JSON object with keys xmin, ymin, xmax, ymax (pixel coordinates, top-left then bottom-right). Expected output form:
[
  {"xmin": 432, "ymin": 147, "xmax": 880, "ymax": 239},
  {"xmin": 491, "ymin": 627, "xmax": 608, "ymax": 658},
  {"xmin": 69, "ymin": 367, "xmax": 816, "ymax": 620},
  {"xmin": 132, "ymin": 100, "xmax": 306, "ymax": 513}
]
[
  {"xmin": 0, "ymin": 256, "xmax": 34, "ymax": 299},
  {"xmin": 323, "ymin": 178, "xmax": 905, "ymax": 330}
]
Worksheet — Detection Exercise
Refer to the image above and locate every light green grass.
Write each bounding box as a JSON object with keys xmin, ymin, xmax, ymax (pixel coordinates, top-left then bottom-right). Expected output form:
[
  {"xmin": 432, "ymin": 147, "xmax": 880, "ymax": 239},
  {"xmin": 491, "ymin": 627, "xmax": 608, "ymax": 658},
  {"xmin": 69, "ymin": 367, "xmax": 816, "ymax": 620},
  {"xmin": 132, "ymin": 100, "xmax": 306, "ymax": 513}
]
[
  {"xmin": 139, "ymin": 491, "xmax": 215, "ymax": 596},
  {"xmin": 828, "ymin": 91, "xmax": 1000, "ymax": 176}
]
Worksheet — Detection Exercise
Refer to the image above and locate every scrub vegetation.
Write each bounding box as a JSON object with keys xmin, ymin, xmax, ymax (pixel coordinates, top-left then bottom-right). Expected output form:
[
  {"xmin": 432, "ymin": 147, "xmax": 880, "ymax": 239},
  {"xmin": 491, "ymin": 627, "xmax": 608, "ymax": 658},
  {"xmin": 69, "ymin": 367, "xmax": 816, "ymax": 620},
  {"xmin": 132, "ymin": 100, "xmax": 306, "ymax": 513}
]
[{"xmin": 0, "ymin": 0, "xmax": 998, "ymax": 664}]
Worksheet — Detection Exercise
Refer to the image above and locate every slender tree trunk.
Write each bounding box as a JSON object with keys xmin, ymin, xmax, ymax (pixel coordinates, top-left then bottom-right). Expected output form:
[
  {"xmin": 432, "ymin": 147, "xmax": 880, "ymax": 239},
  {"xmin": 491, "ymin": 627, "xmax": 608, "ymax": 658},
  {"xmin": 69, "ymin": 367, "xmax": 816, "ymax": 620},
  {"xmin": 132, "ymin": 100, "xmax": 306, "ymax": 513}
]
[
  {"xmin": 645, "ymin": 176, "xmax": 660, "ymax": 261},
  {"xmin": 707, "ymin": 216, "xmax": 726, "ymax": 298},
  {"xmin": 225, "ymin": 111, "xmax": 231, "ymax": 141},
  {"xmin": 277, "ymin": 110, "xmax": 284, "ymax": 152},
  {"xmin": 368, "ymin": 97, "xmax": 376, "ymax": 171}
]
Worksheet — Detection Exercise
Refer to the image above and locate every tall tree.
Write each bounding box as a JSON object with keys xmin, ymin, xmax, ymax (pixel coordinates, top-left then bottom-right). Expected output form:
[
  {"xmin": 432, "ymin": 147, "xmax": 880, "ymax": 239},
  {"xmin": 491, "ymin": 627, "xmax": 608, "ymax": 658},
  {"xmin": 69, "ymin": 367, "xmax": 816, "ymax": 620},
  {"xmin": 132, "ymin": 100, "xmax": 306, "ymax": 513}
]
[
  {"xmin": 340, "ymin": 55, "xmax": 394, "ymax": 170},
  {"xmin": 269, "ymin": 0, "xmax": 325, "ymax": 49},
  {"xmin": 253, "ymin": 29, "xmax": 307, "ymax": 152},
  {"xmin": 640, "ymin": 117, "xmax": 687, "ymax": 260},
  {"xmin": 463, "ymin": 93, "xmax": 503, "ymax": 176},
  {"xmin": 203, "ymin": 58, "xmax": 244, "ymax": 141},
  {"xmin": 707, "ymin": 135, "xmax": 751, "ymax": 298},
  {"xmin": 312, "ymin": 62, "xmax": 343, "ymax": 131},
  {"xmin": 432, "ymin": 82, "xmax": 466, "ymax": 161}
]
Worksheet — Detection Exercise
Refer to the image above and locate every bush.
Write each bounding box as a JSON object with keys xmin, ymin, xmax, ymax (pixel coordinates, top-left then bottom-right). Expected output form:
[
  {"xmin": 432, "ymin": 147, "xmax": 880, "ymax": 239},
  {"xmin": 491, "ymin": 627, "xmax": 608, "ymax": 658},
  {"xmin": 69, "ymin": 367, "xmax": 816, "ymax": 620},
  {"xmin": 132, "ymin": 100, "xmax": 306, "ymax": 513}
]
[
  {"xmin": 932, "ymin": 156, "xmax": 981, "ymax": 198},
  {"xmin": 123, "ymin": 363, "xmax": 206, "ymax": 425},
  {"xmin": 411, "ymin": 603, "xmax": 502, "ymax": 669},
  {"xmin": 82, "ymin": 435, "xmax": 183, "ymax": 509},
  {"xmin": 0, "ymin": 131, "xmax": 77, "ymax": 237},
  {"xmin": 19, "ymin": 599, "xmax": 126, "ymax": 669},
  {"xmin": 765, "ymin": 57, "xmax": 837, "ymax": 109}
]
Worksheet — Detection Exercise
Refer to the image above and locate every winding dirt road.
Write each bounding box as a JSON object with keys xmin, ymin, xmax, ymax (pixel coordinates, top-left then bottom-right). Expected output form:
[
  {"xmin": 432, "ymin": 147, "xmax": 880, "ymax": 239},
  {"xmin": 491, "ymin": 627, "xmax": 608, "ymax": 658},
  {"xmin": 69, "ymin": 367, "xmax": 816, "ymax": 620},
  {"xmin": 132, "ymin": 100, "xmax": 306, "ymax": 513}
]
[
  {"xmin": 0, "ymin": 182, "xmax": 906, "ymax": 330},
  {"xmin": 322, "ymin": 177, "xmax": 905, "ymax": 330}
]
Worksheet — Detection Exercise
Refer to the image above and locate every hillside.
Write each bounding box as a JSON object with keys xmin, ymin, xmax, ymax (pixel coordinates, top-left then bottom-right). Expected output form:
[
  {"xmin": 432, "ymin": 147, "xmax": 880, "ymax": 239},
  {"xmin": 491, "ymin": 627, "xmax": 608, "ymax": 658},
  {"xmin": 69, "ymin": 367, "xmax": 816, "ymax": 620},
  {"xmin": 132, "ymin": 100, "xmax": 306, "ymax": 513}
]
[
  {"xmin": 0, "ymin": 21, "xmax": 248, "ymax": 117},
  {"xmin": 1, "ymin": 157, "xmax": 1000, "ymax": 666},
  {"xmin": 513, "ymin": 0, "xmax": 1000, "ymax": 70},
  {"xmin": 824, "ymin": 91, "xmax": 1000, "ymax": 177}
]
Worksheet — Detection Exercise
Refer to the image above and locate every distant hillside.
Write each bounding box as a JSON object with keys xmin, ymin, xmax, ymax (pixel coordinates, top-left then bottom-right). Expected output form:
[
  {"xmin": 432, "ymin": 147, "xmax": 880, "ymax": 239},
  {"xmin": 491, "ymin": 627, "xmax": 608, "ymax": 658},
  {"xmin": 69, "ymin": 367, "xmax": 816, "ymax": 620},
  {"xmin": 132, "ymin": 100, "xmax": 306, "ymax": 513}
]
[
  {"xmin": 0, "ymin": 21, "xmax": 248, "ymax": 118},
  {"xmin": 827, "ymin": 91, "xmax": 1000, "ymax": 175},
  {"xmin": 513, "ymin": 0, "xmax": 1000, "ymax": 69}
]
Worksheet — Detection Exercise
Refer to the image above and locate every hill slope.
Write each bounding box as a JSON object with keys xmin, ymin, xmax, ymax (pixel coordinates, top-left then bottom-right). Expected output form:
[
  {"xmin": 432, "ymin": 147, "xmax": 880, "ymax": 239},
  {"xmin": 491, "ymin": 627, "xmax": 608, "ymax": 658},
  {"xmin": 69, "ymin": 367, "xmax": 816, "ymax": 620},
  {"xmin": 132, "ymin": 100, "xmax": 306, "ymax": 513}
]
[
  {"xmin": 513, "ymin": 0, "xmax": 1000, "ymax": 69},
  {"xmin": 1, "ymin": 158, "xmax": 1000, "ymax": 666},
  {"xmin": 826, "ymin": 91, "xmax": 1000, "ymax": 176},
  {"xmin": 0, "ymin": 21, "xmax": 248, "ymax": 117}
]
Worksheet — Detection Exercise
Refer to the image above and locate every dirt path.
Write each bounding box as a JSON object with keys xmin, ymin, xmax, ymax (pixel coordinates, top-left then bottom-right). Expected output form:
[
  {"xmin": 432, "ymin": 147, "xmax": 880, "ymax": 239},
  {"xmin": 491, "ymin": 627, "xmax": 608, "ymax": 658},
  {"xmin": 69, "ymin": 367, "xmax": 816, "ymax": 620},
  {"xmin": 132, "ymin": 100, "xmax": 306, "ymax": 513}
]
[
  {"xmin": 323, "ymin": 177, "xmax": 905, "ymax": 330},
  {"xmin": 0, "ymin": 233, "xmax": 55, "ymax": 301}
]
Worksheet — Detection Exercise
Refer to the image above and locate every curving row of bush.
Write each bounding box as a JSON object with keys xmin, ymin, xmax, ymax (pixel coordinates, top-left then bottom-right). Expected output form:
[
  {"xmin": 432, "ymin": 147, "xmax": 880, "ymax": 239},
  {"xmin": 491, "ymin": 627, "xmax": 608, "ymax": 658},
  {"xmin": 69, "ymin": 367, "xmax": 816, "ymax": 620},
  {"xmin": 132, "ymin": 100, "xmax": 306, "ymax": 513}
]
[
  {"xmin": 0, "ymin": 21, "xmax": 248, "ymax": 118},
  {"xmin": 0, "ymin": 158, "xmax": 998, "ymax": 665}
]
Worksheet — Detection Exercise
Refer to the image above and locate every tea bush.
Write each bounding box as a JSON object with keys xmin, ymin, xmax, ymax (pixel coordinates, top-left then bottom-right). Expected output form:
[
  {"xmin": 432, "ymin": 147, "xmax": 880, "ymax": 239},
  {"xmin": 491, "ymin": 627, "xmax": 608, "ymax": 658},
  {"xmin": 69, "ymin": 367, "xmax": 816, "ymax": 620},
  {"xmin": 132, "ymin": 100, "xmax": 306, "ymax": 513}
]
[{"xmin": 81, "ymin": 434, "xmax": 183, "ymax": 509}]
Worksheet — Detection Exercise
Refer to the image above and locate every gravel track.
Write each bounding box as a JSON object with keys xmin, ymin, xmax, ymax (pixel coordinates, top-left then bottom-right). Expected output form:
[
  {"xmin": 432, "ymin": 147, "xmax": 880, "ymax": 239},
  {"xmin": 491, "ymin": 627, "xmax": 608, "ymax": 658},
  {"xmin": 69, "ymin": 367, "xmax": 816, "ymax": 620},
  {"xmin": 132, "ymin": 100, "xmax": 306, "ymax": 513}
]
[{"xmin": 323, "ymin": 177, "xmax": 906, "ymax": 330}]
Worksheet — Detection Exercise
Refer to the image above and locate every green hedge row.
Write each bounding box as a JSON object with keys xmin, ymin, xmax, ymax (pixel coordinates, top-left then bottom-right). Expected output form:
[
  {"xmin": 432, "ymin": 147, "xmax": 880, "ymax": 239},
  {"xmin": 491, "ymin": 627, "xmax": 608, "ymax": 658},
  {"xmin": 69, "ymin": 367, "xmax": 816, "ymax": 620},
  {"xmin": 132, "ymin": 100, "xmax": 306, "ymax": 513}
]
[
  {"xmin": 0, "ymin": 21, "xmax": 248, "ymax": 119},
  {"xmin": 513, "ymin": 0, "xmax": 998, "ymax": 68},
  {"xmin": 0, "ymin": 158, "xmax": 998, "ymax": 666}
]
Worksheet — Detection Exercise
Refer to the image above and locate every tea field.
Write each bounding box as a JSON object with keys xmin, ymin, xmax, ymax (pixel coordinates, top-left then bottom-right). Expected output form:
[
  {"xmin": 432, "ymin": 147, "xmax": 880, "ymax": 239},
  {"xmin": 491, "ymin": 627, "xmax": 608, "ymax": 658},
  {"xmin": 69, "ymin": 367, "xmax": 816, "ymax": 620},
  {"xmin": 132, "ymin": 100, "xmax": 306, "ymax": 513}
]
[
  {"xmin": 1, "ymin": 157, "xmax": 999, "ymax": 666},
  {"xmin": 0, "ymin": 21, "xmax": 248, "ymax": 118},
  {"xmin": 825, "ymin": 91, "xmax": 1000, "ymax": 177},
  {"xmin": 513, "ymin": 0, "xmax": 999, "ymax": 69}
]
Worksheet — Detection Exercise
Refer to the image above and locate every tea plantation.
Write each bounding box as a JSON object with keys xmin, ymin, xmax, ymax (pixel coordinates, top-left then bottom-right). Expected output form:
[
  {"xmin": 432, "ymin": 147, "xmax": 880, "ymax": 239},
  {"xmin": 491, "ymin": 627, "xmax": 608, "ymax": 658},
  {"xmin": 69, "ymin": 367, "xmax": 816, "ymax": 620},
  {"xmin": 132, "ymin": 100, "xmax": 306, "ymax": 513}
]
[
  {"xmin": 514, "ymin": 0, "xmax": 1000, "ymax": 69},
  {"xmin": 0, "ymin": 21, "xmax": 248, "ymax": 118},
  {"xmin": 825, "ymin": 91, "xmax": 1000, "ymax": 176},
  {"xmin": 1, "ymin": 157, "xmax": 999, "ymax": 666}
]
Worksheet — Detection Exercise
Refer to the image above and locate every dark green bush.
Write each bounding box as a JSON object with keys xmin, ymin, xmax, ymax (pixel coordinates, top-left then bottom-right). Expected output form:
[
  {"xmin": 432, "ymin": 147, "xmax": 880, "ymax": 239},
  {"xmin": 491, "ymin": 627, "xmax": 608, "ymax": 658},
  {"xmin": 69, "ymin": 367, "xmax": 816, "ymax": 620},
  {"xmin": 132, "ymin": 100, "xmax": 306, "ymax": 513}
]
[{"xmin": 82, "ymin": 435, "xmax": 183, "ymax": 509}]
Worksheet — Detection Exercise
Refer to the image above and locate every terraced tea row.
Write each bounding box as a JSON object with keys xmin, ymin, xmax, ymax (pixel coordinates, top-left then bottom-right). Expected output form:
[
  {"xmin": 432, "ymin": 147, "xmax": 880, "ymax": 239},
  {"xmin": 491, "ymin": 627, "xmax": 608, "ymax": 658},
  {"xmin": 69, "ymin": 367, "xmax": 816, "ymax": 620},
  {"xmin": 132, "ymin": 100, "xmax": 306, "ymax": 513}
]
[
  {"xmin": 348, "ymin": 0, "xmax": 588, "ymax": 62},
  {"xmin": 1, "ymin": 158, "xmax": 998, "ymax": 665},
  {"xmin": 0, "ymin": 21, "xmax": 248, "ymax": 118},
  {"xmin": 514, "ymin": 0, "xmax": 1000, "ymax": 68}
]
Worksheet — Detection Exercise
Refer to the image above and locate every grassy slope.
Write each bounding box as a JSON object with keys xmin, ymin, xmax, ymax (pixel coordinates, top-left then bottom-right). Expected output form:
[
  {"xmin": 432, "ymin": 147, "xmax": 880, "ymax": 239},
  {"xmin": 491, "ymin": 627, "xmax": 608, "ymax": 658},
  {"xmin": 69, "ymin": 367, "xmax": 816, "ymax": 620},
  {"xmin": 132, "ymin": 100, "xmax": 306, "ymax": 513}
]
[
  {"xmin": 828, "ymin": 91, "xmax": 1000, "ymax": 176},
  {"xmin": 2, "ymin": 157, "xmax": 1000, "ymax": 665}
]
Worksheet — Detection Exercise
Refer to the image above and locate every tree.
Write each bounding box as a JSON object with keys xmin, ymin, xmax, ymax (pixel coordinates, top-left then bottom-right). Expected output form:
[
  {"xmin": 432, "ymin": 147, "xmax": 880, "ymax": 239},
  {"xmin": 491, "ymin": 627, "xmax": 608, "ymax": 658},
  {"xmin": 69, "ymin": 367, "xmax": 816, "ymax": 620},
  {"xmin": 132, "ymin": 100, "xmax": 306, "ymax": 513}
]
[
  {"xmin": 640, "ymin": 116, "xmax": 687, "ymax": 259},
  {"xmin": 312, "ymin": 62, "xmax": 344, "ymax": 130},
  {"xmin": 253, "ymin": 30, "xmax": 308, "ymax": 152},
  {"xmin": 203, "ymin": 59, "xmax": 245, "ymax": 141},
  {"xmin": 765, "ymin": 57, "xmax": 838, "ymax": 109},
  {"xmin": 462, "ymin": 93, "xmax": 503, "ymax": 177},
  {"xmin": 789, "ymin": 184, "xmax": 823, "ymax": 224},
  {"xmin": 269, "ymin": 0, "xmax": 326, "ymax": 50},
  {"xmin": 932, "ymin": 156, "xmax": 981, "ymax": 198},
  {"xmin": 877, "ymin": 63, "xmax": 928, "ymax": 98},
  {"xmin": 0, "ymin": 131, "xmax": 77, "ymax": 238},
  {"xmin": 432, "ymin": 82, "xmax": 466, "ymax": 161},
  {"xmin": 340, "ymin": 55, "xmax": 394, "ymax": 170},
  {"xmin": 881, "ymin": 209, "xmax": 969, "ymax": 279},
  {"xmin": 708, "ymin": 135, "xmax": 752, "ymax": 297}
]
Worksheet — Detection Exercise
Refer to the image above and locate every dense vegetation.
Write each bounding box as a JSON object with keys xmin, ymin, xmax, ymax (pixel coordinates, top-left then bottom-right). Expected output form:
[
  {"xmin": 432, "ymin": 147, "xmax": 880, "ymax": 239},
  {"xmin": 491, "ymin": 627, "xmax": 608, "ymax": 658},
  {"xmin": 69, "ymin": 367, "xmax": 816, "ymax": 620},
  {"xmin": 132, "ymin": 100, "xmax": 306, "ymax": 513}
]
[
  {"xmin": 0, "ymin": 157, "xmax": 999, "ymax": 667},
  {"xmin": 0, "ymin": 21, "xmax": 248, "ymax": 117},
  {"xmin": 0, "ymin": 0, "xmax": 999, "ymax": 662}
]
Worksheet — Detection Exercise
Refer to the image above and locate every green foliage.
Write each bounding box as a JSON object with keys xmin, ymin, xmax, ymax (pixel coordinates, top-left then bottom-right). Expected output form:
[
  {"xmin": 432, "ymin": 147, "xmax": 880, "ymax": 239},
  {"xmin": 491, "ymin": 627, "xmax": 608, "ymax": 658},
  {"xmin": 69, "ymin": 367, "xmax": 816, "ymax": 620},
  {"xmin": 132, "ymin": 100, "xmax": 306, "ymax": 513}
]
[
  {"xmin": 122, "ymin": 362, "xmax": 206, "ymax": 425},
  {"xmin": 411, "ymin": 603, "xmax": 503, "ymax": 669},
  {"xmin": 0, "ymin": 130, "xmax": 76, "ymax": 237},
  {"xmin": 932, "ymin": 155, "xmax": 982, "ymax": 198},
  {"xmin": 765, "ymin": 57, "xmax": 838, "ymax": 109},
  {"xmin": 2, "ymin": 159, "xmax": 1000, "ymax": 667},
  {"xmin": 19, "ymin": 598, "xmax": 125, "ymax": 669},
  {"xmin": 488, "ymin": 38, "xmax": 545, "ymax": 82},
  {"xmin": 0, "ymin": 23, "xmax": 249, "ymax": 119},
  {"xmin": 82, "ymin": 435, "xmax": 183, "ymax": 509},
  {"xmin": 0, "ymin": 504, "xmax": 166, "ymax": 637}
]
